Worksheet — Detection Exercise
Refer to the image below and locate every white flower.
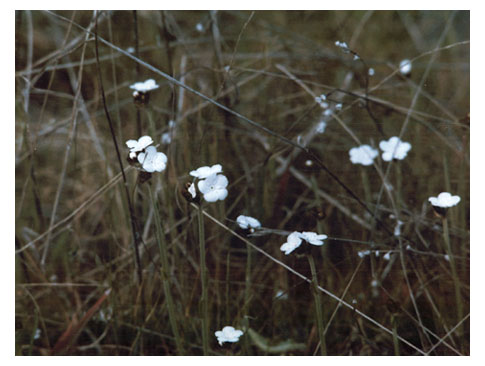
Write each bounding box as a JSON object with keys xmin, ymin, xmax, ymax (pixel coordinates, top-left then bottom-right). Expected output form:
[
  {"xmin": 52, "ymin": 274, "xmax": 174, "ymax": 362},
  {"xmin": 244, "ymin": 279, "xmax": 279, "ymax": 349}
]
[
  {"xmin": 236, "ymin": 215, "xmax": 261, "ymax": 230},
  {"xmin": 215, "ymin": 326, "xmax": 243, "ymax": 346},
  {"xmin": 190, "ymin": 164, "xmax": 223, "ymax": 179},
  {"xmin": 394, "ymin": 220, "xmax": 404, "ymax": 236},
  {"xmin": 399, "ymin": 59, "xmax": 412, "ymax": 75},
  {"xmin": 137, "ymin": 146, "xmax": 167, "ymax": 173},
  {"xmin": 358, "ymin": 250, "xmax": 371, "ymax": 258},
  {"xmin": 349, "ymin": 145, "xmax": 379, "ymax": 166},
  {"xmin": 383, "ymin": 252, "xmax": 391, "ymax": 261},
  {"xmin": 161, "ymin": 132, "xmax": 171, "ymax": 144},
  {"xmin": 300, "ymin": 231, "xmax": 327, "ymax": 246},
  {"xmin": 335, "ymin": 103, "xmax": 342, "ymax": 110},
  {"xmin": 126, "ymin": 135, "xmax": 153, "ymax": 155},
  {"xmin": 428, "ymin": 192, "xmax": 461, "ymax": 208},
  {"xmin": 197, "ymin": 173, "xmax": 228, "ymax": 202},
  {"xmin": 280, "ymin": 231, "xmax": 303, "ymax": 255},
  {"xmin": 335, "ymin": 40, "xmax": 349, "ymax": 52},
  {"xmin": 188, "ymin": 183, "xmax": 196, "ymax": 199},
  {"xmin": 368, "ymin": 68, "xmax": 375, "ymax": 76},
  {"xmin": 34, "ymin": 328, "xmax": 41, "ymax": 340},
  {"xmin": 316, "ymin": 121, "xmax": 327, "ymax": 134},
  {"xmin": 379, "ymin": 136, "xmax": 412, "ymax": 161},
  {"xmin": 196, "ymin": 23, "xmax": 204, "ymax": 32},
  {"xmin": 130, "ymin": 79, "xmax": 159, "ymax": 93}
]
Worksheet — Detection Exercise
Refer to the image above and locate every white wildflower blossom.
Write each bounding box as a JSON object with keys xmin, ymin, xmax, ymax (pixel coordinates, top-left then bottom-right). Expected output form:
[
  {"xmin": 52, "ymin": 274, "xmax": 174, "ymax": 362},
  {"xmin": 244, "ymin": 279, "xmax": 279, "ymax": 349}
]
[
  {"xmin": 215, "ymin": 326, "xmax": 244, "ymax": 346},
  {"xmin": 368, "ymin": 68, "xmax": 375, "ymax": 76},
  {"xmin": 358, "ymin": 250, "xmax": 371, "ymax": 258},
  {"xmin": 300, "ymin": 231, "xmax": 327, "ymax": 246},
  {"xmin": 236, "ymin": 215, "xmax": 261, "ymax": 230},
  {"xmin": 188, "ymin": 183, "xmax": 197, "ymax": 199},
  {"xmin": 130, "ymin": 79, "xmax": 159, "ymax": 93},
  {"xmin": 349, "ymin": 145, "xmax": 379, "ymax": 166},
  {"xmin": 197, "ymin": 173, "xmax": 228, "ymax": 202},
  {"xmin": 190, "ymin": 164, "xmax": 223, "ymax": 179},
  {"xmin": 383, "ymin": 252, "xmax": 391, "ymax": 261},
  {"xmin": 399, "ymin": 59, "xmax": 412, "ymax": 75},
  {"xmin": 379, "ymin": 136, "xmax": 412, "ymax": 161},
  {"xmin": 428, "ymin": 192, "xmax": 461, "ymax": 208},
  {"xmin": 126, "ymin": 135, "xmax": 153, "ymax": 155},
  {"xmin": 316, "ymin": 121, "xmax": 327, "ymax": 134},
  {"xmin": 137, "ymin": 146, "xmax": 167, "ymax": 173},
  {"xmin": 280, "ymin": 231, "xmax": 303, "ymax": 255}
]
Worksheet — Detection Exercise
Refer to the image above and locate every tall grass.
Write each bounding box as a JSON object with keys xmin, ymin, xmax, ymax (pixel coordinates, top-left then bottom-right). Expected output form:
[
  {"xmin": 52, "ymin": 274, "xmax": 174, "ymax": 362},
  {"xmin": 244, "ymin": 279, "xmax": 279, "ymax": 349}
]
[{"xmin": 15, "ymin": 10, "xmax": 469, "ymax": 355}]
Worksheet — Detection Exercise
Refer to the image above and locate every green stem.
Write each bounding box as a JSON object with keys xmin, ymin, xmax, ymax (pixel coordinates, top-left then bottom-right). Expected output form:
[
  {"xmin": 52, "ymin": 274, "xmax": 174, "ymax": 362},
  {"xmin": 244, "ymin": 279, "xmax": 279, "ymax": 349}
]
[
  {"xmin": 442, "ymin": 217, "xmax": 463, "ymax": 336},
  {"xmin": 307, "ymin": 254, "xmax": 327, "ymax": 355},
  {"xmin": 149, "ymin": 188, "xmax": 185, "ymax": 355},
  {"xmin": 391, "ymin": 314, "xmax": 400, "ymax": 356},
  {"xmin": 197, "ymin": 205, "xmax": 210, "ymax": 355}
]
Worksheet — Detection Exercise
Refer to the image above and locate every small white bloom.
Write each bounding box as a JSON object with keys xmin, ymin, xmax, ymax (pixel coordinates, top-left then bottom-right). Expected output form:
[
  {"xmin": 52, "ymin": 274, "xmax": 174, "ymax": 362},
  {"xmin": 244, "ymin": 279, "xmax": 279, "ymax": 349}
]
[
  {"xmin": 371, "ymin": 279, "xmax": 378, "ymax": 287},
  {"xmin": 335, "ymin": 103, "xmax": 343, "ymax": 110},
  {"xmin": 383, "ymin": 252, "xmax": 391, "ymax": 261},
  {"xmin": 188, "ymin": 183, "xmax": 196, "ymax": 199},
  {"xmin": 323, "ymin": 109, "xmax": 333, "ymax": 116},
  {"xmin": 368, "ymin": 68, "xmax": 375, "ymax": 76},
  {"xmin": 406, "ymin": 245, "xmax": 412, "ymax": 250},
  {"xmin": 305, "ymin": 160, "xmax": 313, "ymax": 167},
  {"xmin": 168, "ymin": 120, "xmax": 176, "ymax": 128},
  {"xmin": 300, "ymin": 231, "xmax": 327, "ymax": 246},
  {"xmin": 353, "ymin": 54, "xmax": 360, "ymax": 61},
  {"xmin": 394, "ymin": 220, "xmax": 404, "ymax": 236},
  {"xmin": 349, "ymin": 145, "xmax": 379, "ymax": 166},
  {"xmin": 34, "ymin": 328, "xmax": 41, "ymax": 340},
  {"xmin": 375, "ymin": 250, "xmax": 380, "ymax": 257},
  {"xmin": 126, "ymin": 135, "xmax": 154, "ymax": 153},
  {"xmin": 215, "ymin": 326, "xmax": 244, "ymax": 346},
  {"xmin": 335, "ymin": 40, "xmax": 349, "ymax": 52},
  {"xmin": 161, "ymin": 132, "xmax": 171, "ymax": 144},
  {"xmin": 358, "ymin": 250, "xmax": 371, "ymax": 258},
  {"xmin": 137, "ymin": 146, "xmax": 167, "ymax": 173},
  {"xmin": 428, "ymin": 192, "xmax": 461, "ymax": 208},
  {"xmin": 126, "ymin": 47, "xmax": 135, "ymax": 53},
  {"xmin": 130, "ymin": 79, "xmax": 159, "ymax": 93},
  {"xmin": 196, "ymin": 23, "xmax": 204, "ymax": 32},
  {"xmin": 236, "ymin": 215, "xmax": 261, "ymax": 230},
  {"xmin": 275, "ymin": 290, "xmax": 288, "ymax": 300},
  {"xmin": 280, "ymin": 231, "xmax": 303, "ymax": 255},
  {"xmin": 399, "ymin": 59, "xmax": 412, "ymax": 75},
  {"xmin": 379, "ymin": 136, "xmax": 412, "ymax": 161},
  {"xmin": 444, "ymin": 254, "xmax": 450, "ymax": 262},
  {"xmin": 198, "ymin": 173, "xmax": 228, "ymax": 202},
  {"xmin": 190, "ymin": 164, "xmax": 223, "ymax": 179},
  {"xmin": 316, "ymin": 121, "xmax": 327, "ymax": 134}
]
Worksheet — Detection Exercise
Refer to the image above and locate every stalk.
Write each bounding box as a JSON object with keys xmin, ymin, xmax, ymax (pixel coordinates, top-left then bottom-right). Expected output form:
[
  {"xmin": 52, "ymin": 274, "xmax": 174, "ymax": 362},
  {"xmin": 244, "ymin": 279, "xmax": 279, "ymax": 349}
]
[
  {"xmin": 197, "ymin": 205, "xmax": 210, "ymax": 355},
  {"xmin": 149, "ymin": 188, "xmax": 185, "ymax": 354},
  {"xmin": 307, "ymin": 254, "xmax": 327, "ymax": 355},
  {"xmin": 442, "ymin": 217, "xmax": 463, "ymax": 337}
]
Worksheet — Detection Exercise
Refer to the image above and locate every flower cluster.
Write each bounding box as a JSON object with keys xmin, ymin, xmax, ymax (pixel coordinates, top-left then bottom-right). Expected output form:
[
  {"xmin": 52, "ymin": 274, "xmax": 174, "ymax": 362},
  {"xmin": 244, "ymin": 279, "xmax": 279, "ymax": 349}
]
[
  {"xmin": 215, "ymin": 326, "xmax": 244, "ymax": 346},
  {"xmin": 280, "ymin": 231, "xmax": 328, "ymax": 255},
  {"xmin": 190, "ymin": 164, "xmax": 228, "ymax": 202},
  {"xmin": 125, "ymin": 135, "xmax": 167, "ymax": 173}
]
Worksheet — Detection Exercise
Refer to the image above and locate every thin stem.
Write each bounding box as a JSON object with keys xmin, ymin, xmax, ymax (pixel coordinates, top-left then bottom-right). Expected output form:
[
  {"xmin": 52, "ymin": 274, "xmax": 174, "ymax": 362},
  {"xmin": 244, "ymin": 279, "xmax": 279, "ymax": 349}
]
[
  {"xmin": 197, "ymin": 205, "xmax": 210, "ymax": 355},
  {"xmin": 94, "ymin": 11, "xmax": 143, "ymax": 283},
  {"xmin": 307, "ymin": 254, "xmax": 327, "ymax": 355},
  {"xmin": 442, "ymin": 216, "xmax": 463, "ymax": 339},
  {"xmin": 149, "ymin": 188, "xmax": 185, "ymax": 355}
]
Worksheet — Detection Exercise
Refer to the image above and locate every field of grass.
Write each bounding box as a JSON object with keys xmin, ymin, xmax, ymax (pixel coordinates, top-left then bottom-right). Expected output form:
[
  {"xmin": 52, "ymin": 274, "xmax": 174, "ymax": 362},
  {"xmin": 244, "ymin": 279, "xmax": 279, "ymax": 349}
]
[{"xmin": 15, "ymin": 10, "xmax": 470, "ymax": 356}]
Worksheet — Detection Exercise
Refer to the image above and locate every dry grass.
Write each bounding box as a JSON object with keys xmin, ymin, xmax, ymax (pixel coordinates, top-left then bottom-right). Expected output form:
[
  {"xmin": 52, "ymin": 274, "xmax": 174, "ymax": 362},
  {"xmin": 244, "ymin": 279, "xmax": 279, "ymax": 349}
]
[{"xmin": 15, "ymin": 10, "xmax": 469, "ymax": 355}]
